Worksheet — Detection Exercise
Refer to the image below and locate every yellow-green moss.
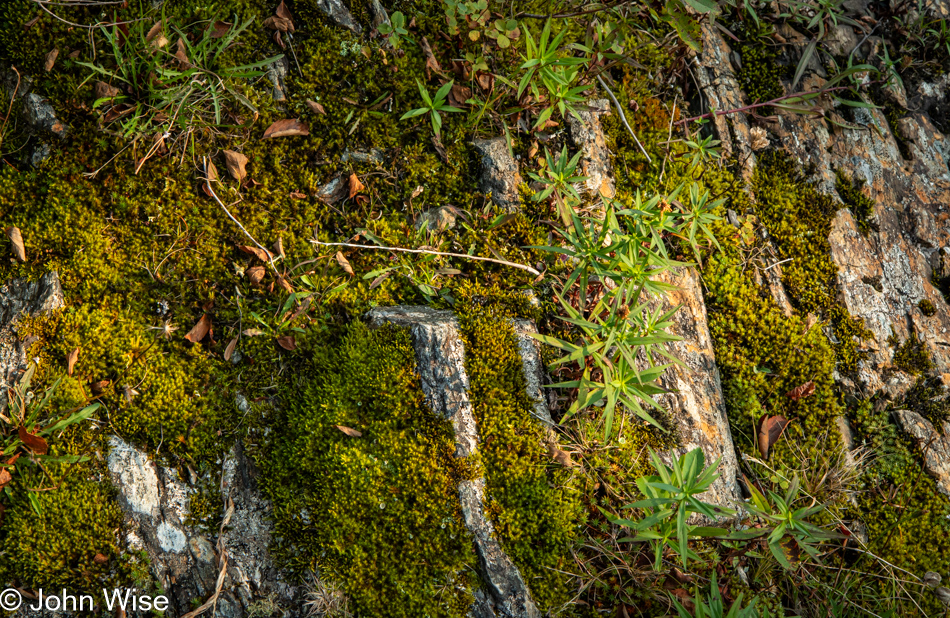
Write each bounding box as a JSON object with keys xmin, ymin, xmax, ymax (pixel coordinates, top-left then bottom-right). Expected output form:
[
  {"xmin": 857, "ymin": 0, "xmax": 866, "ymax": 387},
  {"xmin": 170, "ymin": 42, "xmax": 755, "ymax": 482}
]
[
  {"xmin": 918, "ymin": 299, "xmax": 937, "ymax": 317},
  {"xmin": 734, "ymin": 18, "xmax": 785, "ymax": 108},
  {"xmin": 888, "ymin": 331, "xmax": 934, "ymax": 375},
  {"xmin": 834, "ymin": 170, "xmax": 878, "ymax": 236}
]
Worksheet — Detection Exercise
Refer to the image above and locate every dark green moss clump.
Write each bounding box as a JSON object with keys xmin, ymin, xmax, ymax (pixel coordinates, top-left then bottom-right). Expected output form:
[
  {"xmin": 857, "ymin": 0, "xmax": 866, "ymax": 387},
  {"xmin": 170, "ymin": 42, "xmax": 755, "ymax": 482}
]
[
  {"xmin": 888, "ymin": 331, "xmax": 934, "ymax": 375},
  {"xmin": 261, "ymin": 321, "xmax": 477, "ymax": 617},
  {"xmin": 918, "ymin": 299, "xmax": 937, "ymax": 317},
  {"xmin": 835, "ymin": 170, "xmax": 878, "ymax": 236},
  {"xmin": 735, "ymin": 19, "xmax": 785, "ymax": 108}
]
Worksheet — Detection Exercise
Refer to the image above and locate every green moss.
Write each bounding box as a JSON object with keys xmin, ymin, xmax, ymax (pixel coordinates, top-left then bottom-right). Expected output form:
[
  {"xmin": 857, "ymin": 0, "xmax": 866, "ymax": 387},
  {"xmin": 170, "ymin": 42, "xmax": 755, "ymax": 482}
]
[
  {"xmin": 735, "ymin": 18, "xmax": 785, "ymax": 108},
  {"xmin": 260, "ymin": 321, "xmax": 477, "ymax": 617},
  {"xmin": 834, "ymin": 170, "xmax": 878, "ymax": 236},
  {"xmin": 888, "ymin": 331, "xmax": 934, "ymax": 375},
  {"xmin": 918, "ymin": 299, "xmax": 937, "ymax": 317}
]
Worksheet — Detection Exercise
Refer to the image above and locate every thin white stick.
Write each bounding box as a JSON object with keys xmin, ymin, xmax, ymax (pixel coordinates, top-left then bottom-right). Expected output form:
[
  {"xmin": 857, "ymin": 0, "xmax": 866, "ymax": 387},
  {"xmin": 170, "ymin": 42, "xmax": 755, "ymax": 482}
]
[
  {"xmin": 597, "ymin": 74, "xmax": 652, "ymax": 164},
  {"xmin": 310, "ymin": 241, "xmax": 541, "ymax": 276},
  {"xmin": 202, "ymin": 157, "xmax": 280, "ymax": 276}
]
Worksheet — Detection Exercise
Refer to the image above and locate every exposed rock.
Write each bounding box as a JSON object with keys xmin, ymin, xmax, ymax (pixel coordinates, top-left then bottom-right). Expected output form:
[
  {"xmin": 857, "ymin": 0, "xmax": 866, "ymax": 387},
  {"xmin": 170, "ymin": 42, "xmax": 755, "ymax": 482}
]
[
  {"xmin": 653, "ymin": 269, "xmax": 744, "ymax": 511},
  {"xmin": 473, "ymin": 137, "xmax": 523, "ymax": 211},
  {"xmin": 266, "ymin": 56, "xmax": 289, "ymax": 102},
  {"xmin": 314, "ymin": 0, "xmax": 362, "ymax": 33},
  {"xmin": 23, "ymin": 93, "xmax": 66, "ymax": 138},
  {"xmin": 512, "ymin": 320, "xmax": 554, "ymax": 427},
  {"xmin": 366, "ymin": 305, "xmax": 542, "ymax": 618},
  {"xmin": 107, "ymin": 436, "xmax": 303, "ymax": 617},
  {"xmin": 0, "ymin": 272, "xmax": 64, "ymax": 413},
  {"xmin": 367, "ymin": 0, "xmax": 391, "ymax": 31},
  {"xmin": 416, "ymin": 204, "xmax": 459, "ymax": 231},
  {"xmin": 341, "ymin": 147, "xmax": 386, "ymax": 164},
  {"xmin": 566, "ymin": 99, "xmax": 616, "ymax": 199},
  {"xmin": 893, "ymin": 409, "xmax": 950, "ymax": 496}
]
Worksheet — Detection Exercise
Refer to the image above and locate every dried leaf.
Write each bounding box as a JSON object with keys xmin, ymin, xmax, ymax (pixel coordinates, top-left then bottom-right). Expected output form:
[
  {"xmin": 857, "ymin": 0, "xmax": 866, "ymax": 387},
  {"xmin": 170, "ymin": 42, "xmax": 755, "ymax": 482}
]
[
  {"xmin": 90, "ymin": 379, "xmax": 111, "ymax": 395},
  {"xmin": 246, "ymin": 265, "xmax": 266, "ymax": 285},
  {"xmin": 44, "ymin": 48, "xmax": 59, "ymax": 72},
  {"xmin": 420, "ymin": 37, "xmax": 441, "ymax": 77},
  {"xmin": 94, "ymin": 81, "xmax": 121, "ymax": 100},
  {"xmin": 184, "ymin": 314, "xmax": 212, "ymax": 343},
  {"xmin": 306, "ymin": 99, "xmax": 326, "ymax": 115},
  {"xmin": 277, "ymin": 275, "xmax": 294, "ymax": 293},
  {"xmin": 6, "ymin": 227, "xmax": 25, "ymax": 262},
  {"xmin": 67, "ymin": 347, "xmax": 79, "ymax": 376},
  {"xmin": 175, "ymin": 37, "xmax": 191, "ymax": 69},
  {"xmin": 475, "ymin": 72, "xmax": 494, "ymax": 91},
  {"xmin": 93, "ymin": 553, "xmax": 109, "ymax": 565},
  {"xmin": 273, "ymin": 237, "xmax": 285, "ymax": 258},
  {"xmin": 18, "ymin": 426, "xmax": 49, "ymax": 455},
  {"xmin": 335, "ymin": 425, "xmax": 362, "ymax": 437},
  {"xmin": 222, "ymin": 150, "xmax": 248, "ymax": 181},
  {"xmin": 289, "ymin": 190, "xmax": 307, "ymax": 199},
  {"xmin": 757, "ymin": 414, "xmax": 790, "ymax": 460},
  {"xmin": 263, "ymin": 15, "xmax": 295, "ymax": 32},
  {"xmin": 369, "ymin": 273, "xmax": 389, "ymax": 289},
  {"xmin": 431, "ymin": 134, "xmax": 448, "ymax": 163},
  {"xmin": 237, "ymin": 244, "xmax": 273, "ymax": 262},
  {"xmin": 206, "ymin": 159, "xmax": 219, "ymax": 183},
  {"xmin": 347, "ymin": 173, "xmax": 364, "ymax": 198},
  {"xmin": 276, "ymin": 0, "xmax": 294, "ymax": 20},
  {"xmin": 145, "ymin": 21, "xmax": 163, "ymax": 43},
  {"xmin": 276, "ymin": 335, "xmax": 296, "ymax": 351},
  {"xmin": 209, "ymin": 21, "xmax": 232, "ymax": 38},
  {"xmin": 786, "ymin": 381, "xmax": 816, "ymax": 401},
  {"xmin": 335, "ymin": 251, "xmax": 354, "ymax": 276},
  {"xmin": 262, "ymin": 118, "xmax": 310, "ymax": 139},
  {"xmin": 0, "ymin": 468, "xmax": 11, "ymax": 489},
  {"xmin": 224, "ymin": 337, "xmax": 238, "ymax": 361},
  {"xmin": 447, "ymin": 83, "xmax": 471, "ymax": 108}
]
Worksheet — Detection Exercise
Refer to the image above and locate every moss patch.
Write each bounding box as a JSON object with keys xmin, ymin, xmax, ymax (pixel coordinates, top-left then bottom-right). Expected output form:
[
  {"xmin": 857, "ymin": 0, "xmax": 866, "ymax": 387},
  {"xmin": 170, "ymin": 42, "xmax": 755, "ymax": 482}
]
[{"xmin": 834, "ymin": 169, "xmax": 878, "ymax": 236}]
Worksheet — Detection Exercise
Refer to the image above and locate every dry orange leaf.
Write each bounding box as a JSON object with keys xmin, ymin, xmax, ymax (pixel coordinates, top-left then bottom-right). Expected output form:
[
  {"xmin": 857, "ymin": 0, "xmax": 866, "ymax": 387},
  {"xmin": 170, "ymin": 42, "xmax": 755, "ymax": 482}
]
[
  {"xmin": 335, "ymin": 425, "xmax": 362, "ymax": 437},
  {"xmin": 224, "ymin": 337, "xmax": 238, "ymax": 361},
  {"xmin": 347, "ymin": 173, "xmax": 364, "ymax": 198},
  {"xmin": 0, "ymin": 468, "xmax": 11, "ymax": 489},
  {"xmin": 272, "ymin": 237, "xmax": 286, "ymax": 258},
  {"xmin": 94, "ymin": 81, "xmax": 121, "ymax": 100},
  {"xmin": 209, "ymin": 21, "xmax": 231, "ymax": 38},
  {"xmin": 67, "ymin": 347, "xmax": 79, "ymax": 376},
  {"xmin": 276, "ymin": 0, "xmax": 294, "ymax": 21},
  {"xmin": 757, "ymin": 414, "xmax": 790, "ymax": 460},
  {"xmin": 262, "ymin": 118, "xmax": 309, "ymax": 139},
  {"xmin": 306, "ymin": 99, "xmax": 325, "ymax": 115},
  {"xmin": 18, "ymin": 426, "xmax": 48, "ymax": 455},
  {"xmin": 276, "ymin": 276, "xmax": 294, "ymax": 293},
  {"xmin": 237, "ymin": 244, "xmax": 273, "ymax": 262},
  {"xmin": 786, "ymin": 381, "xmax": 816, "ymax": 401},
  {"xmin": 184, "ymin": 314, "xmax": 212, "ymax": 343},
  {"xmin": 222, "ymin": 150, "xmax": 248, "ymax": 181},
  {"xmin": 93, "ymin": 553, "xmax": 109, "ymax": 565},
  {"xmin": 276, "ymin": 335, "xmax": 296, "ymax": 351},
  {"xmin": 6, "ymin": 227, "xmax": 25, "ymax": 262},
  {"xmin": 175, "ymin": 37, "xmax": 191, "ymax": 69},
  {"xmin": 420, "ymin": 37, "xmax": 441, "ymax": 77},
  {"xmin": 335, "ymin": 251, "xmax": 354, "ymax": 276},
  {"xmin": 90, "ymin": 379, "xmax": 111, "ymax": 395},
  {"xmin": 246, "ymin": 265, "xmax": 266, "ymax": 285},
  {"xmin": 44, "ymin": 48, "xmax": 58, "ymax": 72}
]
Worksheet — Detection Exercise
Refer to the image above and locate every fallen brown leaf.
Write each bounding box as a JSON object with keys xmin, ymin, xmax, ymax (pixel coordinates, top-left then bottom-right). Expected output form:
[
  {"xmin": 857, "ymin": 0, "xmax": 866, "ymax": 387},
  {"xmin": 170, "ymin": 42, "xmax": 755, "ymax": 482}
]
[
  {"xmin": 246, "ymin": 265, "xmax": 266, "ymax": 285},
  {"xmin": 347, "ymin": 173, "xmax": 364, "ymax": 198},
  {"xmin": 335, "ymin": 251, "xmax": 354, "ymax": 276},
  {"xmin": 546, "ymin": 442, "xmax": 575, "ymax": 467},
  {"xmin": 205, "ymin": 159, "xmax": 219, "ymax": 183},
  {"xmin": 90, "ymin": 379, "xmax": 111, "ymax": 395},
  {"xmin": 237, "ymin": 244, "xmax": 273, "ymax": 262},
  {"xmin": 289, "ymin": 190, "xmax": 308, "ymax": 199},
  {"xmin": 0, "ymin": 468, "xmax": 11, "ymax": 489},
  {"xmin": 277, "ymin": 275, "xmax": 294, "ymax": 293},
  {"xmin": 224, "ymin": 337, "xmax": 238, "ymax": 361},
  {"xmin": 145, "ymin": 21, "xmax": 163, "ymax": 43},
  {"xmin": 335, "ymin": 425, "xmax": 362, "ymax": 437},
  {"xmin": 447, "ymin": 83, "xmax": 471, "ymax": 108},
  {"xmin": 757, "ymin": 414, "xmax": 790, "ymax": 460},
  {"xmin": 222, "ymin": 150, "xmax": 248, "ymax": 181},
  {"xmin": 263, "ymin": 15, "xmax": 295, "ymax": 32},
  {"xmin": 276, "ymin": 335, "xmax": 296, "ymax": 351},
  {"xmin": 420, "ymin": 37, "xmax": 441, "ymax": 77},
  {"xmin": 786, "ymin": 381, "xmax": 816, "ymax": 401},
  {"xmin": 276, "ymin": 0, "xmax": 294, "ymax": 20},
  {"xmin": 475, "ymin": 72, "xmax": 494, "ymax": 91},
  {"xmin": 209, "ymin": 21, "xmax": 231, "ymax": 38},
  {"xmin": 44, "ymin": 48, "xmax": 58, "ymax": 72},
  {"xmin": 175, "ymin": 37, "xmax": 191, "ymax": 69},
  {"xmin": 24, "ymin": 14, "xmax": 40, "ymax": 29},
  {"xmin": 93, "ymin": 553, "xmax": 109, "ymax": 565},
  {"xmin": 262, "ymin": 118, "xmax": 309, "ymax": 139},
  {"xmin": 272, "ymin": 237, "xmax": 285, "ymax": 258},
  {"xmin": 67, "ymin": 347, "xmax": 79, "ymax": 376},
  {"xmin": 184, "ymin": 314, "xmax": 212, "ymax": 343},
  {"xmin": 305, "ymin": 99, "xmax": 325, "ymax": 115},
  {"xmin": 6, "ymin": 227, "xmax": 25, "ymax": 262},
  {"xmin": 18, "ymin": 426, "xmax": 49, "ymax": 455}
]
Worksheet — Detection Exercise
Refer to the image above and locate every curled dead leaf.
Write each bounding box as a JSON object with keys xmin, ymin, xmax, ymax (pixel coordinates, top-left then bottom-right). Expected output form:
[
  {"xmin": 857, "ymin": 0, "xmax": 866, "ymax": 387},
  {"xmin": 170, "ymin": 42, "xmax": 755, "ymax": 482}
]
[
  {"xmin": 44, "ymin": 48, "xmax": 59, "ymax": 72},
  {"xmin": 184, "ymin": 314, "xmax": 212, "ymax": 343},
  {"xmin": 6, "ymin": 227, "xmax": 25, "ymax": 262},
  {"xmin": 546, "ymin": 442, "xmax": 575, "ymax": 467},
  {"xmin": 0, "ymin": 468, "xmax": 11, "ymax": 489},
  {"xmin": 175, "ymin": 37, "xmax": 191, "ymax": 69},
  {"xmin": 335, "ymin": 251, "xmax": 354, "ymax": 276},
  {"xmin": 94, "ymin": 81, "xmax": 121, "ymax": 100},
  {"xmin": 335, "ymin": 425, "xmax": 362, "ymax": 437},
  {"xmin": 222, "ymin": 150, "xmax": 248, "ymax": 181},
  {"xmin": 786, "ymin": 381, "xmax": 816, "ymax": 401},
  {"xmin": 90, "ymin": 379, "xmax": 111, "ymax": 395},
  {"xmin": 447, "ymin": 83, "xmax": 471, "ymax": 108},
  {"xmin": 757, "ymin": 414, "xmax": 790, "ymax": 460},
  {"xmin": 276, "ymin": 275, "xmax": 294, "ymax": 293},
  {"xmin": 276, "ymin": 335, "xmax": 296, "ymax": 351},
  {"xmin": 262, "ymin": 118, "xmax": 309, "ymax": 139},
  {"xmin": 209, "ymin": 21, "xmax": 232, "ymax": 38},
  {"xmin": 272, "ymin": 237, "xmax": 285, "ymax": 258},
  {"xmin": 420, "ymin": 37, "xmax": 441, "ymax": 77},
  {"xmin": 237, "ymin": 244, "xmax": 273, "ymax": 262},
  {"xmin": 289, "ymin": 190, "xmax": 307, "ymax": 199},
  {"xmin": 246, "ymin": 265, "xmax": 266, "ymax": 285},
  {"xmin": 94, "ymin": 553, "xmax": 109, "ymax": 565},
  {"xmin": 306, "ymin": 99, "xmax": 325, "ymax": 115},
  {"xmin": 67, "ymin": 347, "xmax": 79, "ymax": 376},
  {"xmin": 347, "ymin": 173, "xmax": 364, "ymax": 198},
  {"xmin": 18, "ymin": 426, "xmax": 49, "ymax": 455},
  {"xmin": 276, "ymin": 0, "xmax": 294, "ymax": 21},
  {"xmin": 224, "ymin": 336, "xmax": 238, "ymax": 361},
  {"xmin": 263, "ymin": 15, "xmax": 295, "ymax": 32}
]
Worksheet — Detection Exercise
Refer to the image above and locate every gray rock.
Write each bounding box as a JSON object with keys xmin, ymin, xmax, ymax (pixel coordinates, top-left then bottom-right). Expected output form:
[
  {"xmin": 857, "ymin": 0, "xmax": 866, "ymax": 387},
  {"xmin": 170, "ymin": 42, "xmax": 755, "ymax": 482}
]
[
  {"xmin": 266, "ymin": 56, "xmax": 289, "ymax": 102},
  {"xmin": 473, "ymin": 137, "xmax": 523, "ymax": 211},
  {"xmin": 893, "ymin": 409, "xmax": 950, "ymax": 496},
  {"xmin": 367, "ymin": 0, "xmax": 391, "ymax": 31},
  {"xmin": 23, "ymin": 93, "xmax": 66, "ymax": 138},
  {"xmin": 341, "ymin": 147, "xmax": 386, "ymax": 165},
  {"xmin": 0, "ymin": 272, "xmax": 64, "ymax": 414},
  {"xmin": 366, "ymin": 305, "xmax": 542, "ymax": 618},
  {"xmin": 314, "ymin": 0, "xmax": 362, "ymax": 33},
  {"xmin": 416, "ymin": 205, "xmax": 459, "ymax": 232},
  {"xmin": 566, "ymin": 99, "xmax": 617, "ymax": 199}
]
